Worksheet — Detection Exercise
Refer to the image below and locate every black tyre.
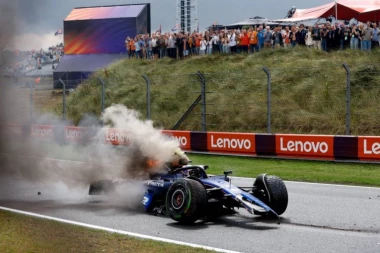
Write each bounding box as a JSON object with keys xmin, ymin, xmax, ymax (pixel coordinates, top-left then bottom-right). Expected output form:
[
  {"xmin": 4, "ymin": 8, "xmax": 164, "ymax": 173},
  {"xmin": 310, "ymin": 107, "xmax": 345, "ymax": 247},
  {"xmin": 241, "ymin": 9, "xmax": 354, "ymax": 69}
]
[
  {"xmin": 253, "ymin": 174, "xmax": 288, "ymax": 215},
  {"xmin": 89, "ymin": 180, "xmax": 115, "ymax": 195},
  {"xmin": 166, "ymin": 179, "xmax": 207, "ymax": 224}
]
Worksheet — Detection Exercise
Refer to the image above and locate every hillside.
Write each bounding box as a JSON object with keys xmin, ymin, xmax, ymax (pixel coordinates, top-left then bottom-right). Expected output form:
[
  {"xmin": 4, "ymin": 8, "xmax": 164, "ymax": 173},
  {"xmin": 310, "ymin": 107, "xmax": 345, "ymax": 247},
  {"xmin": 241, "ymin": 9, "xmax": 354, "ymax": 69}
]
[{"xmin": 53, "ymin": 48, "xmax": 380, "ymax": 135}]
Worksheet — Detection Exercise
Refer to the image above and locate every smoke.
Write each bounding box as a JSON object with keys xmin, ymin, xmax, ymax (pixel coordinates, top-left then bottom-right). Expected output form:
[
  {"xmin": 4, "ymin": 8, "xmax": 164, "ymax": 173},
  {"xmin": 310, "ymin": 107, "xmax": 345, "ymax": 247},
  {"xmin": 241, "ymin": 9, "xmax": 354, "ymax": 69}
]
[
  {"xmin": 0, "ymin": 104, "xmax": 180, "ymax": 208},
  {"xmin": 0, "ymin": 104, "xmax": 180, "ymax": 182},
  {"xmin": 100, "ymin": 104, "xmax": 179, "ymax": 175}
]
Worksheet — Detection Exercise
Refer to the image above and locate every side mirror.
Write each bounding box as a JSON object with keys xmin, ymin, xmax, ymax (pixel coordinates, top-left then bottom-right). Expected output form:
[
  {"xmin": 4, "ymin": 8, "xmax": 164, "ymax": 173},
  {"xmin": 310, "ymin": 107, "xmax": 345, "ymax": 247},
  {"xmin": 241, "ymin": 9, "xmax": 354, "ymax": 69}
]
[
  {"xmin": 224, "ymin": 170, "xmax": 233, "ymax": 181},
  {"xmin": 224, "ymin": 170, "xmax": 233, "ymax": 177}
]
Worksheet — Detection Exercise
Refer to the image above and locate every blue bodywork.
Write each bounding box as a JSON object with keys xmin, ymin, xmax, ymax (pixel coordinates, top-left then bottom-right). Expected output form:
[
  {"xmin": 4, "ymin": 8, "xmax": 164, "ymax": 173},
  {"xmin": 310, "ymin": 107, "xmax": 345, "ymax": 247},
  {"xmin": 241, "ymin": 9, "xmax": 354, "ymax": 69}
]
[{"xmin": 142, "ymin": 165, "xmax": 279, "ymax": 218}]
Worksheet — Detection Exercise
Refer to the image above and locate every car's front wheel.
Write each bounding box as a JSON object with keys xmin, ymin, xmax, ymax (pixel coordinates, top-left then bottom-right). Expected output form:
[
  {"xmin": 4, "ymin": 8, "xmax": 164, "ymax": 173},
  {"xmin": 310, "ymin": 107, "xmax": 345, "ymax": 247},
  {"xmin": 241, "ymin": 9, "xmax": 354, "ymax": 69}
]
[
  {"xmin": 253, "ymin": 174, "xmax": 288, "ymax": 215},
  {"xmin": 166, "ymin": 179, "xmax": 207, "ymax": 224}
]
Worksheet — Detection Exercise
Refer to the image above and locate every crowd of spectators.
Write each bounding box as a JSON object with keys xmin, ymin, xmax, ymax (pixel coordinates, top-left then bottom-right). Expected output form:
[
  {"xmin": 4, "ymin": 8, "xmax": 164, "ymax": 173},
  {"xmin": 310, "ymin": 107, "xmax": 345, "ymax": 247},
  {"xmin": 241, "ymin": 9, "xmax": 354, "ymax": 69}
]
[
  {"xmin": 124, "ymin": 21, "xmax": 379, "ymax": 60},
  {"xmin": 0, "ymin": 44, "xmax": 63, "ymax": 78}
]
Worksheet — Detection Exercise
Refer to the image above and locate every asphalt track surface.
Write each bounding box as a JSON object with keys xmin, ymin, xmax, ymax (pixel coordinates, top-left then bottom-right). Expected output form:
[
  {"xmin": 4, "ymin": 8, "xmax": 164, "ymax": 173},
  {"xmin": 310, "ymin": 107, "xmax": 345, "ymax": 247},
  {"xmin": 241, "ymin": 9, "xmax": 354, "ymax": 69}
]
[{"xmin": 1, "ymin": 161, "xmax": 380, "ymax": 253}]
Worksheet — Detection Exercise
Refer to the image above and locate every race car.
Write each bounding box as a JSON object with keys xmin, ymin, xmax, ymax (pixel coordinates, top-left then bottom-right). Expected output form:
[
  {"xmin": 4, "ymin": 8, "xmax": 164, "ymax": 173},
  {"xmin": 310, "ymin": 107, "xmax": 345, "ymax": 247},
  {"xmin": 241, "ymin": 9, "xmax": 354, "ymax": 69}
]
[{"xmin": 89, "ymin": 163, "xmax": 288, "ymax": 224}]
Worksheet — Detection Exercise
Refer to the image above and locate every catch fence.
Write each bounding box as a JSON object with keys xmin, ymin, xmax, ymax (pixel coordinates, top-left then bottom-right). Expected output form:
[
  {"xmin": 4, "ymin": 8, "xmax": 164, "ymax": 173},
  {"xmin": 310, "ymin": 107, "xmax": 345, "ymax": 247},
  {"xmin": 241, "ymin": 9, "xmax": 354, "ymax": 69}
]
[{"xmin": 9, "ymin": 63, "xmax": 380, "ymax": 136}]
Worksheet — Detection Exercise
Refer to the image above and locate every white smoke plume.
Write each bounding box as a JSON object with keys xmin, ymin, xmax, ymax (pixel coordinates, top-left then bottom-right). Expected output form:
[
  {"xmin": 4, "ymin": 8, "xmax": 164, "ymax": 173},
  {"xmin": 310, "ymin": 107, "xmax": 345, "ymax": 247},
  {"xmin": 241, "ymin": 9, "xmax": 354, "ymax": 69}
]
[
  {"xmin": 99, "ymin": 104, "xmax": 180, "ymax": 174},
  {"xmin": 0, "ymin": 105, "xmax": 181, "ymax": 206}
]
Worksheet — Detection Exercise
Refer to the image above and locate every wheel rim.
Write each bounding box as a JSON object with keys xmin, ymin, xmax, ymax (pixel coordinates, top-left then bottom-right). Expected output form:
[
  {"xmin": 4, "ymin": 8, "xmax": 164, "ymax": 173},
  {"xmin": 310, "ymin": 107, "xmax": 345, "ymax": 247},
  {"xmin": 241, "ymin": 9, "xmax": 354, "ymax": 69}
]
[
  {"xmin": 257, "ymin": 189, "xmax": 269, "ymax": 203},
  {"xmin": 171, "ymin": 189, "xmax": 186, "ymax": 210}
]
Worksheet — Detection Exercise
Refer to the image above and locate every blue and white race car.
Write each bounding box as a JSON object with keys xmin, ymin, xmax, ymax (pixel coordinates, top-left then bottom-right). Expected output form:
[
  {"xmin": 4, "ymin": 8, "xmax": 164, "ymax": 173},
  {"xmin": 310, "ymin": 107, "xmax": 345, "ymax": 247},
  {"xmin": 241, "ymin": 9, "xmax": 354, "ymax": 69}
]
[{"xmin": 89, "ymin": 164, "xmax": 288, "ymax": 224}]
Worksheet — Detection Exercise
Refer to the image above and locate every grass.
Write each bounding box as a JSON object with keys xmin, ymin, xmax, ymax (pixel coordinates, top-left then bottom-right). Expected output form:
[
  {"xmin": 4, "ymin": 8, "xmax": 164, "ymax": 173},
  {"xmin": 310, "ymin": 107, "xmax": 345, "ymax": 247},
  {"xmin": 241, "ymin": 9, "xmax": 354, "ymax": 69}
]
[
  {"xmin": 45, "ymin": 47, "xmax": 380, "ymax": 135},
  {"xmin": 188, "ymin": 153, "xmax": 380, "ymax": 187},
  {"xmin": 0, "ymin": 210, "xmax": 213, "ymax": 253}
]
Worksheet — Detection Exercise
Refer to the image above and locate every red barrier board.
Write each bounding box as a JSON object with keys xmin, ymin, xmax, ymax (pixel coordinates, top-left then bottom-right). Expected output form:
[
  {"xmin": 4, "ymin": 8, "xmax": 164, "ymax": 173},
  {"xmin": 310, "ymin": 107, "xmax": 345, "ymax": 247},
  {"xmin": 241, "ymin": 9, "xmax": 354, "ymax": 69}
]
[
  {"xmin": 276, "ymin": 134, "xmax": 334, "ymax": 159},
  {"xmin": 30, "ymin": 125, "xmax": 55, "ymax": 142},
  {"xmin": 162, "ymin": 130, "xmax": 191, "ymax": 150},
  {"xmin": 104, "ymin": 128, "xmax": 132, "ymax": 145},
  {"xmin": 358, "ymin": 137, "xmax": 380, "ymax": 160},
  {"xmin": 207, "ymin": 132, "xmax": 256, "ymax": 154},
  {"xmin": 64, "ymin": 126, "xmax": 86, "ymax": 143},
  {"xmin": 1, "ymin": 124, "xmax": 24, "ymax": 138}
]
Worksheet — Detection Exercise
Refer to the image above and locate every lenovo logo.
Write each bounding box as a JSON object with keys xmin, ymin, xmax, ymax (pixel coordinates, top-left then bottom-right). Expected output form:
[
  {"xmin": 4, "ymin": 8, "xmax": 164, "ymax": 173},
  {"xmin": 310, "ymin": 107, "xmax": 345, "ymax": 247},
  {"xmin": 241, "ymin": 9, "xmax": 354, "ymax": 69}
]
[
  {"xmin": 65, "ymin": 127, "xmax": 83, "ymax": 141},
  {"xmin": 211, "ymin": 135, "xmax": 252, "ymax": 150},
  {"xmin": 31, "ymin": 125, "xmax": 54, "ymax": 140},
  {"xmin": 280, "ymin": 138, "xmax": 329, "ymax": 153},
  {"xmin": 105, "ymin": 128, "xmax": 132, "ymax": 145},
  {"xmin": 207, "ymin": 133, "xmax": 255, "ymax": 153},
  {"xmin": 276, "ymin": 135, "xmax": 333, "ymax": 157}
]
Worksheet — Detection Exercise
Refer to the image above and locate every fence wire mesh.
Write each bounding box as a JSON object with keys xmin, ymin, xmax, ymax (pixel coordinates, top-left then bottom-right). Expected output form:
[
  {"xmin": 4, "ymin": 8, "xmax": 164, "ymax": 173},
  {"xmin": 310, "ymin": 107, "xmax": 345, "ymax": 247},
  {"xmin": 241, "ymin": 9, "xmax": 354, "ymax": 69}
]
[
  {"xmin": 146, "ymin": 73, "xmax": 201, "ymax": 130},
  {"xmin": 140, "ymin": 63, "xmax": 380, "ymax": 135},
  {"xmin": 4, "ymin": 63, "xmax": 380, "ymax": 136},
  {"xmin": 202, "ymin": 69, "xmax": 267, "ymax": 133},
  {"xmin": 350, "ymin": 64, "xmax": 380, "ymax": 136}
]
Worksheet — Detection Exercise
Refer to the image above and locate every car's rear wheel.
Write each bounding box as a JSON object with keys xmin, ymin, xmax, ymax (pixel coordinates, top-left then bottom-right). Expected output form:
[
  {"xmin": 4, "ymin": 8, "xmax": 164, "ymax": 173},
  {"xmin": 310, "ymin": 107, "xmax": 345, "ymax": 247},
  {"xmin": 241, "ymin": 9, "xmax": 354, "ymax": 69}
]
[
  {"xmin": 166, "ymin": 179, "xmax": 207, "ymax": 224},
  {"xmin": 253, "ymin": 174, "xmax": 288, "ymax": 215}
]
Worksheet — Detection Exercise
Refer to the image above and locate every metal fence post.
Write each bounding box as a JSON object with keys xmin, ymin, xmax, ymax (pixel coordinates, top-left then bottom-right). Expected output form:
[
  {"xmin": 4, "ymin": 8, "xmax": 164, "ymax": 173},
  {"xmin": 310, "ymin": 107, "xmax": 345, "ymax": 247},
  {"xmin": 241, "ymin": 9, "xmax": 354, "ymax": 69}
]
[
  {"xmin": 343, "ymin": 63, "xmax": 351, "ymax": 135},
  {"xmin": 98, "ymin": 77, "xmax": 105, "ymax": 113},
  {"xmin": 142, "ymin": 74, "xmax": 151, "ymax": 120},
  {"xmin": 28, "ymin": 82, "xmax": 34, "ymax": 123},
  {"xmin": 197, "ymin": 71, "xmax": 207, "ymax": 132},
  {"xmin": 262, "ymin": 67, "xmax": 271, "ymax": 133},
  {"xmin": 59, "ymin": 77, "xmax": 66, "ymax": 121}
]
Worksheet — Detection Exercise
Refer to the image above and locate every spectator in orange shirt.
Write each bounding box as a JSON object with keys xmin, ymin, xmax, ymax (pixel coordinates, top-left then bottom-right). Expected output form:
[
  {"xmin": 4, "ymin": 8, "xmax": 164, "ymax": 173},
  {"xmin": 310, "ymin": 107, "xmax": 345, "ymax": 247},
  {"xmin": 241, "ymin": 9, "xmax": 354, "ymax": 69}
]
[
  {"xmin": 248, "ymin": 26, "xmax": 259, "ymax": 53},
  {"xmin": 129, "ymin": 39, "xmax": 136, "ymax": 58},
  {"xmin": 195, "ymin": 34, "xmax": 201, "ymax": 55},
  {"xmin": 240, "ymin": 29, "xmax": 249, "ymax": 53}
]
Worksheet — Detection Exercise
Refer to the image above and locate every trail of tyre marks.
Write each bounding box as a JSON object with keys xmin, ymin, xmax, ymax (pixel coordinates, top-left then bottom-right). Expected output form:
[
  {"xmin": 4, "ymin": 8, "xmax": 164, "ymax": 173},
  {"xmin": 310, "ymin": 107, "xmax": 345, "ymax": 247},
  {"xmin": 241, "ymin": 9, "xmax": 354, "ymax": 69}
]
[{"xmin": 280, "ymin": 220, "xmax": 380, "ymax": 234}]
